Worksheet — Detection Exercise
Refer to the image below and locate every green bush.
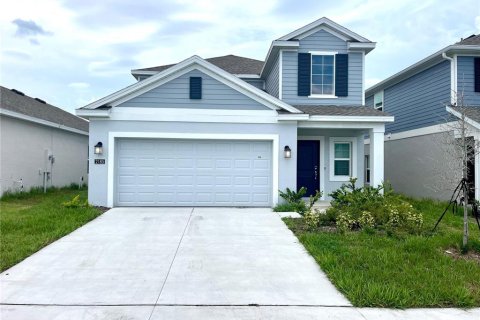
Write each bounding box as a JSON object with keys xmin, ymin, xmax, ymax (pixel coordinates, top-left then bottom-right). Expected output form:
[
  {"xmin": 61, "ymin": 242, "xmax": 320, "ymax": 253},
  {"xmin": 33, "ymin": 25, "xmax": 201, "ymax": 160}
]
[
  {"xmin": 323, "ymin": 178, "xmax": 423, "ymax": 234},
  {"xmin": 276, "ymin": 187, "xmax": 322, "ymax": 216},
  {"xmin": 62, "ymin": 195, "xmax": 90, "ymax": 208}
]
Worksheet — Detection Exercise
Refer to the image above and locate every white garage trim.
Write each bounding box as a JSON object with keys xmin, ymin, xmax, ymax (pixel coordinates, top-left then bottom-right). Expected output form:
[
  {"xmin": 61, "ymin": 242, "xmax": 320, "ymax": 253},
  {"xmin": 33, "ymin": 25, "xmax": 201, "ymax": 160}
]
[{"xmin": 107, "ymin": 132, "xmax": 279, "ymax": 207}]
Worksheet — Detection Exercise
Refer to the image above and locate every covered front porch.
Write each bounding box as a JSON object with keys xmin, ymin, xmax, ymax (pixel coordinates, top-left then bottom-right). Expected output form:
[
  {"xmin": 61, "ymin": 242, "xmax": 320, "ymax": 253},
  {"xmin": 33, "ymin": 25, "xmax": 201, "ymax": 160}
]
[{"xmin": 279, "ymin": 106, "xmax": 393, "ymax": 200}]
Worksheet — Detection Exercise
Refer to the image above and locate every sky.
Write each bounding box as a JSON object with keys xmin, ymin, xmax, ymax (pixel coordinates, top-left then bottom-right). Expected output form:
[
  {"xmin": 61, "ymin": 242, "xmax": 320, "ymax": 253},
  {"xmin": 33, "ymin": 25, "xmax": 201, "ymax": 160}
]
[{"xmin": 1, "ymin": 0, "xmax": 480, "ymax": 114}]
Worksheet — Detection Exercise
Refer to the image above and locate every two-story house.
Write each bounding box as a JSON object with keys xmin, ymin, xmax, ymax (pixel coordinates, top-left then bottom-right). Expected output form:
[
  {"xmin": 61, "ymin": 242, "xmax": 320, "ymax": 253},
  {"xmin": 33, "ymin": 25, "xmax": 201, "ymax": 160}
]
[
  {"xmin": 365, "ymin": 35, "xmax": 480, "ymax": 201},
  {"xmin": 77, "ymin": 17, "xmax": 393, "ymax": 207}
]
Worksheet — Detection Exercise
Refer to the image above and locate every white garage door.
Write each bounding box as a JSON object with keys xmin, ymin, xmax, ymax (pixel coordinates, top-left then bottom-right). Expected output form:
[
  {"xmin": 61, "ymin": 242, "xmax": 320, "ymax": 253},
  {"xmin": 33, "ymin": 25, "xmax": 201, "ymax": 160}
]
[{"xmin": 115, "ymin": 139, "xmax": 272, "ymax": 206}]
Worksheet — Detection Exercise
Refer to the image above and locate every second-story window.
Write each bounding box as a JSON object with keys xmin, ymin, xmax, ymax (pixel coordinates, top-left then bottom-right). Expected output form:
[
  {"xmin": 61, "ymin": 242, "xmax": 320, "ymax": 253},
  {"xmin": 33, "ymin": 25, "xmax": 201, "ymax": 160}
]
[
  {"xmin": 311, "ymin": 54, "xmax": 335, "ymax": 96},
  {"xmin": 374, "ymin": 91, "xmax": 384, "ymax": 111}
]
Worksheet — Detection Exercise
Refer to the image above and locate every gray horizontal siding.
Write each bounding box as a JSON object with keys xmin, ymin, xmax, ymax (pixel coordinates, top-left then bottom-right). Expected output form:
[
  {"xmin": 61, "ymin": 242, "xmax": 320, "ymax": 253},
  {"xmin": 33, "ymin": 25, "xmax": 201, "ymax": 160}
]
[
  {"xmin": 241, "ymin": 78, "xmax": 265, "ymax": 90},
  {"xmin": 457, "ymin": 56, "xmax": 480, "ymax": 106},
  {"xmin": 282, "ymin": 51, "xmax": 363, "ymax": 105},
  {"xmin": 383, "ymin": 60, "xmax": 451, "ymax": 133},
  {"xmin": 265, "ymin": 54, "xmax": 279, "ymax": 98},
  {"xmin": 118, "ymin": 69, "xmax": 269, "ymax": 110},
  {"xmin": 298, "ymin": 29, "xmax": 347, "ymax": 53}
]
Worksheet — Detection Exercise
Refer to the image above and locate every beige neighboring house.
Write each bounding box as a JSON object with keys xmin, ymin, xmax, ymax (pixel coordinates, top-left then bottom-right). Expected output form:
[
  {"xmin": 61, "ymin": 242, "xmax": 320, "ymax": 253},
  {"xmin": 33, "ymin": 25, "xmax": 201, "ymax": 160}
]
[{"xmin": 0, "ymin": 86, "xmax": 89, "ymax": 195}]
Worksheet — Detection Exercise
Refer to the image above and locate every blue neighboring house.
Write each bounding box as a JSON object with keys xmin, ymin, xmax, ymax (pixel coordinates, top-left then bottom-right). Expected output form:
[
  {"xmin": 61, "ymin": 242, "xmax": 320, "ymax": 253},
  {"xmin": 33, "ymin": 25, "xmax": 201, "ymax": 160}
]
[
  {"xmin": 76, "ymin": 17, "xmax": 393, "ymax": 208},
  {"xmin": 365, "ymin": 35, "xmax": 480, "ymax": 201}
]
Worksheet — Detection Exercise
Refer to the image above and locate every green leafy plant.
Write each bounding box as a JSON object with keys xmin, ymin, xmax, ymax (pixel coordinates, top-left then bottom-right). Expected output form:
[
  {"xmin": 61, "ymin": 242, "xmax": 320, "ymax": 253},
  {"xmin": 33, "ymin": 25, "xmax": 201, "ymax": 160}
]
[
  {"xmin": 277, "ymin": 187, "xmax": 322, "ymax": 216},
  {"xmin": 279, "ymin": 187, "xmax": 307, "ymax": 203},
  {"xmin": 326, "ymin": 178, "xmax": 423, "ymax": 234},
  {"xmin": 62, "ymin": 195, "xmax": 90, "ymax": 208}
]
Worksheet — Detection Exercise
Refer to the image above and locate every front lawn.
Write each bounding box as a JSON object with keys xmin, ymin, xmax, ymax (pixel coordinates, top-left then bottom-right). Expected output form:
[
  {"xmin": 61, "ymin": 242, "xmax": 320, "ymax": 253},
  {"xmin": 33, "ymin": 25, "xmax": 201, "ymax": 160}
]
[
  {"xmin": 284, "ymin": 197, "xmax": 480, "ymax": 308},
  {"xmin": 0, "ymin": 187, "xmax": 103, "ymax": 272}
]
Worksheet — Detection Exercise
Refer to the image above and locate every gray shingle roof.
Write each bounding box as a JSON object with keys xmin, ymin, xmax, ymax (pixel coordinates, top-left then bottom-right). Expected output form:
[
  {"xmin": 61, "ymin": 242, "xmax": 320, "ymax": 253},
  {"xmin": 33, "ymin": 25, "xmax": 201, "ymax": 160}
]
[
  {"xmin": 449, "ymin": 106, "xmax": 480, "ymax": 123},
  {"xmin": 1, "ymin": 86, "xmax": 88, "ymax": 132},
  {"xmin": 289, "ymin": 105, "xmax": 391, "ymax": 116},
  {"xmin": 134, "ymin": 55, "xmax": 264, "ymax": 75},
  {"xmin": 456, "ymin": 34, "xmax": 480, "ymax": 45}
]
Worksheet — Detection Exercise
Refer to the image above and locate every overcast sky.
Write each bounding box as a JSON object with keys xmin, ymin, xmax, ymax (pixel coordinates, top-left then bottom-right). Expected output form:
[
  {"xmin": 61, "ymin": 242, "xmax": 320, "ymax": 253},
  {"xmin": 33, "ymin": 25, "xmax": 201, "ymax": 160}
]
[{"xmin": 1, "ymin": 0, "xmax": 479, "ymax": 114}]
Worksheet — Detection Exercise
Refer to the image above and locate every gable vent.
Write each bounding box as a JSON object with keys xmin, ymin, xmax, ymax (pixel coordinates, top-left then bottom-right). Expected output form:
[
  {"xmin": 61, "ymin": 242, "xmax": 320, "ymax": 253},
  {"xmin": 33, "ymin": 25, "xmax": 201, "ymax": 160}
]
[{"xmin": 190, "ymin": 77, "xmax": 202, "ymax": 99}]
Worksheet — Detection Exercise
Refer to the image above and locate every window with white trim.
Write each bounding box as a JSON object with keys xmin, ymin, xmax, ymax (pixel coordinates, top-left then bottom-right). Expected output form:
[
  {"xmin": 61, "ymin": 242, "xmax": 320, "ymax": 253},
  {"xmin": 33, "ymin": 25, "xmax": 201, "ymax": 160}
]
[
  {"xmin": 333, "ymin": 142, "xmax": 352, "ymax": 176},
  {"xmin": 365, "ymin": 155, "xmax": 370, "ymax": 184},
  {"xmin": 374, "ymin": 91, "xmax": 383, "ymax": 111},
  {"xmin": 311, "ymin": 54, "xmax": 335, "ymax": 95},
  {"xmin": 329, "ymin": 137, "xmax": 357, "ymax": 182}
]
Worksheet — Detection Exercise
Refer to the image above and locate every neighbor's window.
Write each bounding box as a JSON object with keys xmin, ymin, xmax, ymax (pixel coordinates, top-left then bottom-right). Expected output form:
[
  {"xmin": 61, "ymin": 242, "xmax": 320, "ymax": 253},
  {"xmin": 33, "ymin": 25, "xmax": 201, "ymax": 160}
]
[
  {"xmin": 311, "ymin": 54, "xmax": 335, "ymax": 95},
  {"xmin": 365, "ymin": 155, "xmax": 370, "ymax": 184},
  {"xmin": 334, "ymin": 142, "xmax": 351, "ymax": 176},
  {"xmin": 374, "ymin": 91, "xmax": 384, "ymax": 111}
]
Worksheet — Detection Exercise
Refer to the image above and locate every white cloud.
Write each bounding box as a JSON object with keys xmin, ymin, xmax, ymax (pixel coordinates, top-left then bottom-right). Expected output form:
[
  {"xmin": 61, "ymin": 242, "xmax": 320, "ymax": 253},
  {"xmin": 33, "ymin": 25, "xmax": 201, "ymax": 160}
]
[
  {"xmin": 1, "ymin": 0, "xmax": 479, "ymax": 111},
  {"xmin": 68, "ymin": 82, "xmax": 90, "ymax": 89}
]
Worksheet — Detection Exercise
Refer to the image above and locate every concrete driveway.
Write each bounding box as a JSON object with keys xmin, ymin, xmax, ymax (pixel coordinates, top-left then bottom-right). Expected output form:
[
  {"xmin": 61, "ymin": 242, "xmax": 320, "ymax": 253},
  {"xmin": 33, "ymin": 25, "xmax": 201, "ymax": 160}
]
[{"xmin": 0, "ymin": 207, "xmax": 350, "ymax": 318}]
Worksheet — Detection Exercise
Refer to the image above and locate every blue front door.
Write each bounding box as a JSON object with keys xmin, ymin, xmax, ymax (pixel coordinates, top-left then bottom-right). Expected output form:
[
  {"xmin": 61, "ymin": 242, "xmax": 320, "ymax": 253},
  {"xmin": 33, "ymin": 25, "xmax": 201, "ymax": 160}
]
[{"xmin": 297, "ymin": 140, "xmax": 320, "ymax": 197}]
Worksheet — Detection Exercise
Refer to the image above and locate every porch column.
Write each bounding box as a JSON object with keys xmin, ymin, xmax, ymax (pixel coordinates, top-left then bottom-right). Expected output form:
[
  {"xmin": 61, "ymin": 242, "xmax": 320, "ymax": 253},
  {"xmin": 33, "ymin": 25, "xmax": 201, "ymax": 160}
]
[
  {"xmin": 369, "ymin": 126, "xmax": 385, "ymax": 188},
  {"xmin": 475, "ymin": 135, "xmax": 480, "ymax": 201}
]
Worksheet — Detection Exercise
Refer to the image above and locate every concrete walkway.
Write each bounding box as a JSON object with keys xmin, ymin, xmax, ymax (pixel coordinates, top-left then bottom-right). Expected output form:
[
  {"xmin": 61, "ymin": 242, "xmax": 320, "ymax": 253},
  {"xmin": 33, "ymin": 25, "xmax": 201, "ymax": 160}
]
[{"xmin": 1, "ymin": 207, "xmax": 478, "ymax": 319}]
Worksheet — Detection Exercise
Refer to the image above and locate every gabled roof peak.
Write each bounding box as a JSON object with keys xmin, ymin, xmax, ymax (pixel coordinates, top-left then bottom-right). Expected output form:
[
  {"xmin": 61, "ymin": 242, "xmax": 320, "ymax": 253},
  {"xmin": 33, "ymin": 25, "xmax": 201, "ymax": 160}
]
[{"xmin": 277, "ymin": 17, "xmax": 372, "ymax": 43}]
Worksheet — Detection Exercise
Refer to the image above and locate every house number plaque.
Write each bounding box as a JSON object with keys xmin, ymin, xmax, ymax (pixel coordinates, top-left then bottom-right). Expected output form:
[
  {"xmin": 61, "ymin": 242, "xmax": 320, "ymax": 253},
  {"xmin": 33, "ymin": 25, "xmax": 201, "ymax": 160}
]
[{"xmin": 94, "ymin": 159, "xmax": 106, "ymax": 165}]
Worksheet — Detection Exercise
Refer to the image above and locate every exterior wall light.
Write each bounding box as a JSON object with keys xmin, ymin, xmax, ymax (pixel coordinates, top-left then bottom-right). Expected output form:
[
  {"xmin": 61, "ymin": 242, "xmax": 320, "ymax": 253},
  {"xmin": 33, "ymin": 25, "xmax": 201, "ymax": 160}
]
[
  {"xmin": 284, "ymin": 145, "xmax": 292, "ymax": 158},
  {"xmin": 94, "ymin": 142, "xmax": 103, "ymax": 155}
]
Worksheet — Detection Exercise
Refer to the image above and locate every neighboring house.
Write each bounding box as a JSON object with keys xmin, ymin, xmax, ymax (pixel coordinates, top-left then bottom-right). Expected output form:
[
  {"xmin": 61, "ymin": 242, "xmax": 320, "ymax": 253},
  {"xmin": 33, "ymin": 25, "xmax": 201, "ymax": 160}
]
[
  {"xmin": 0, "ymin": 86, "xmax": 89, "ymax": 195},
  {"xmin": 76, "ymin": 17, "xmax": 393, "ymax": 208},
  {"xmin": 365, "ymin": 35, "xmax": 480, "ymax": 200}
]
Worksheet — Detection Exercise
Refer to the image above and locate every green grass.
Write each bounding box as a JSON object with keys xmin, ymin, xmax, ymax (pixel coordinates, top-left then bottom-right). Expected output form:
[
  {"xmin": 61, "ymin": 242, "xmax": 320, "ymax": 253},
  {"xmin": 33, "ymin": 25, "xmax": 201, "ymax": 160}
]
[
  {"xmin": 284, "ymin": 197, "xmax": 480, "ymax": 308},
  {"xmin": 0, "ymin": 187, "xmax": 103, "ymax": 272}
]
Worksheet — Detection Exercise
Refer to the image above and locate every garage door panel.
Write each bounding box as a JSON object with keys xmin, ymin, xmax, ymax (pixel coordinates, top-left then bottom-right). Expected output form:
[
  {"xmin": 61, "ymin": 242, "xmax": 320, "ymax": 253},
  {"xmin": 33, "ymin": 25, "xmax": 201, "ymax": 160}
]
[{"xmin": 115, "ymin": 139, "xmax": 272, "ymax": 206}]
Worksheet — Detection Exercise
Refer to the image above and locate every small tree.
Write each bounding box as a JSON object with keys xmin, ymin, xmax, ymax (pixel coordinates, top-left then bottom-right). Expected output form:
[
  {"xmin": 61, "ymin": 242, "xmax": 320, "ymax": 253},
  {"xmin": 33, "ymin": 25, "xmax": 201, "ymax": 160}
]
[{"xmin": 440, "ymin": 90, "xmax": 478, "ymax": 247}]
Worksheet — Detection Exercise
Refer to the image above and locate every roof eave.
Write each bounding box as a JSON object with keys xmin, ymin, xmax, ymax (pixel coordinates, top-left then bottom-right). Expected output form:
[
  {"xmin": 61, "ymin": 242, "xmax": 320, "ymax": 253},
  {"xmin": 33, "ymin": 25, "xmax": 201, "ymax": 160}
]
[
  {"xmin": 260, "ymin": 40, "xmax": 299, "ymax": 78},
  {"xmin": 81, "ymin": 55, "xmax": 302, "ymax": 114},
  {"xmin": 366, "ymin": 45, "xmax": 480, "ymax": 96}
]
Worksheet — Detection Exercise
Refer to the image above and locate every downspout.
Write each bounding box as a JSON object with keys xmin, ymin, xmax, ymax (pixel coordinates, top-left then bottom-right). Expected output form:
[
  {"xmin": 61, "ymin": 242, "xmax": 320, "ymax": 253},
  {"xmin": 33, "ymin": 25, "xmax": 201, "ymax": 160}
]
[{"xmin": 442, "ymin": 52, "xmax": 456, "ymax": 105}]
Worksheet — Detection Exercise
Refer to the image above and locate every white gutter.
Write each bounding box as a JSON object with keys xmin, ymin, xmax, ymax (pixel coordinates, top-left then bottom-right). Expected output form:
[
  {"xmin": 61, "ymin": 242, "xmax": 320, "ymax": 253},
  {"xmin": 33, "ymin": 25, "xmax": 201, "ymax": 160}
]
[{"xmin": 442, "ymin": 52, "xmax": 456, "ymax": 105}]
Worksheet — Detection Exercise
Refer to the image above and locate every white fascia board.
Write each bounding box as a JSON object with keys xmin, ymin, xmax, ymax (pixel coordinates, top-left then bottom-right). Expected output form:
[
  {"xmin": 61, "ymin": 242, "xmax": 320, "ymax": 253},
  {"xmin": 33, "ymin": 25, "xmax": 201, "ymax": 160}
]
[
  {"xmin": 277, "ymin": 113, "xmax": 309, "ymax": 120},
  {"xmin": 82, "ymin": 55, "xmax": 301, "ymax": 114},
  {"xmin": 298, "ymin": 121, "xmax": 386, "ymax": 130},
  {"xmin": 277, "ymin": 17, "xmax": 371, "ymax": 42},
  {"xmin": 235, "ymin": 74, "xmax": 261, "ymax": 78},
  {"xmin": 347, "ymin": 42, "xmax": 376, "ymax": 54},
  {"xmin": 308, "ymin": 115, "xmax": 394, "ymax": 122},
  {"xmin": 130, "ymin": 70, "xmax": 158, "ymax": 76},
  {"xmin": 366, "ymin": 45, "xmax": 480, "ymax": 97},
  {"xmin": 446, "ymin": 106, "xmax": 480, "ymax": 130},
  {"xmin": 0, "ymin": 108, "xmax": 89, "ymax": 136},
  {"xmin": 260, "ymin": 40, "xmax": 299, "ymax": 77},
  {"xmin": 108, "ymin": 107, "xmax": 279, "ymax": 123},
  {"xmin": 75, "ymin": 108, "xmax": 111, "ymax": 118}
]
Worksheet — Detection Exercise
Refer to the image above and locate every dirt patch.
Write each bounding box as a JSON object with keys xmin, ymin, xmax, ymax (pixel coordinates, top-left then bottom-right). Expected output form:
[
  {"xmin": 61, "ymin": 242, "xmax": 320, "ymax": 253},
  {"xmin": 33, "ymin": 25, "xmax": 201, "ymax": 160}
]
[
  {"xmin": 444, "ymin": 248, "xmax": 480, "ymax": 264},
  {"xmin": 95, "ymin": 206, "xmax": 111, "ymax": 214}
]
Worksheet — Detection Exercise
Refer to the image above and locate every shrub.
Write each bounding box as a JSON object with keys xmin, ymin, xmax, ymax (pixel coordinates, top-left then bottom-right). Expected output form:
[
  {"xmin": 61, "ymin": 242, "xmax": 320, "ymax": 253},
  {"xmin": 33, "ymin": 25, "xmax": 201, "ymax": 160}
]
[
  {"xmin": 324, "ymin": 178, "xmax": 423, "ymax": 234},
  {"xmin": 277, "ymin": 187, "xmax": 322, "ymax": 216},
  {"xmin": 273, "ymin": 203, "xmax": 298, "ymax": 212},
  {"xmin": 62, "ymin": 195, "xmax": 90, "ymax": 208}
]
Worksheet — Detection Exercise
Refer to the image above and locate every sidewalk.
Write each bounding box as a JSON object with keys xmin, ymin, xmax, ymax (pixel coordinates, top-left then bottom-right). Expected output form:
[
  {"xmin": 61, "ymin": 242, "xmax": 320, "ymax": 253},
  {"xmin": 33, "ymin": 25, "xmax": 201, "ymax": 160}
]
[{"xmin": 1, "ymin": 305, "xmax": 479, "ymax": 319}]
